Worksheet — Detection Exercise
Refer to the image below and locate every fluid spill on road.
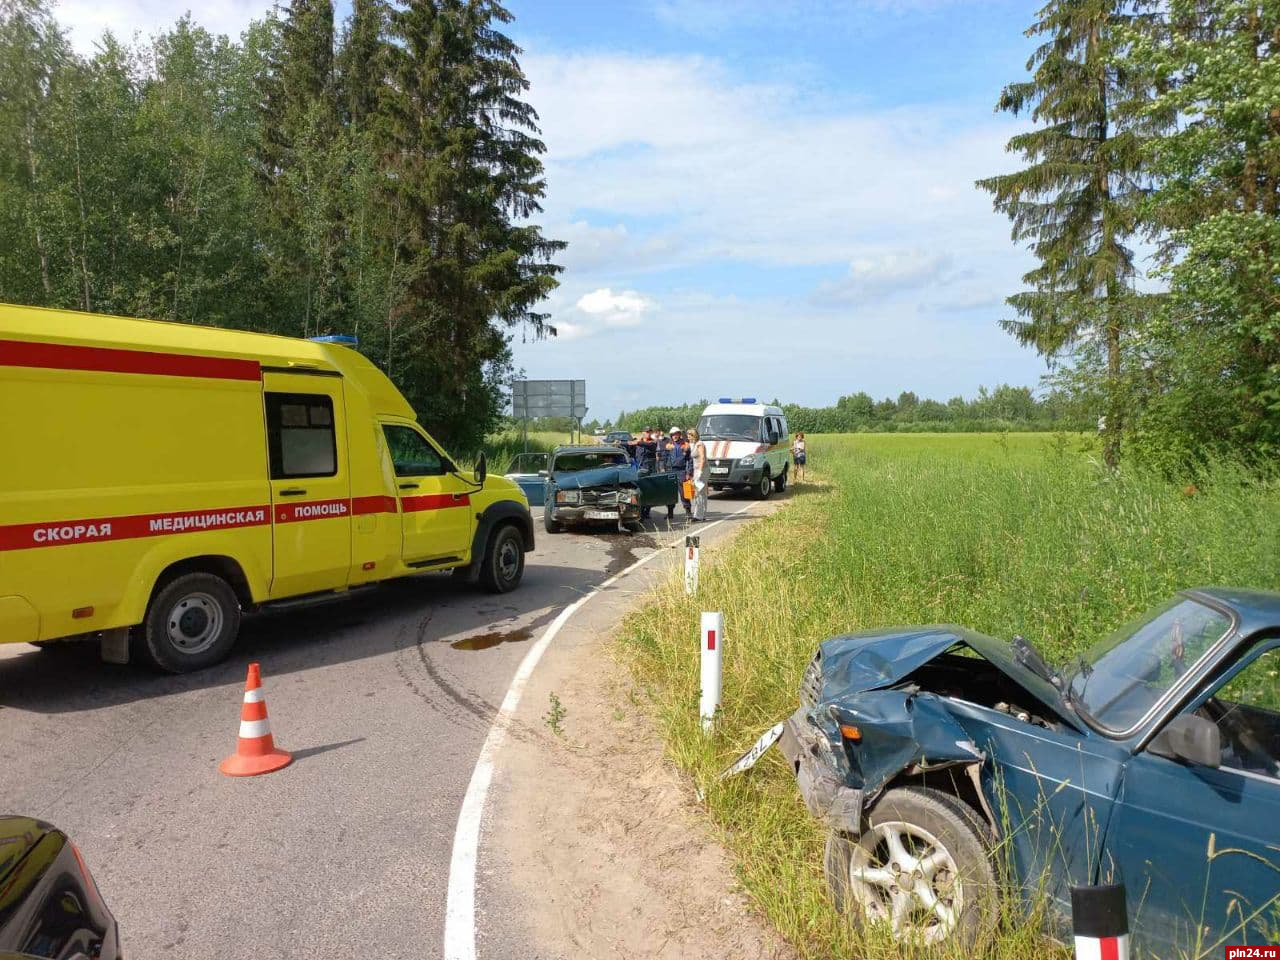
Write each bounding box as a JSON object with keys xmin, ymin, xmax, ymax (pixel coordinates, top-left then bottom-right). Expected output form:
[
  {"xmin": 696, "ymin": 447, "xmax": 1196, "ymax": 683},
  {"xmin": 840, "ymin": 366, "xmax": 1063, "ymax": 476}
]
[
  {"xmin": 451, "ymin": 625, "xmax": 535, "ymax": 651},
  {"xmin": 450, "ymin": 609, "xmax": 558, "ymax": 652},
  {"xmin": 604, "ymin": 533, "xmax": 659, "ymax": 577}
]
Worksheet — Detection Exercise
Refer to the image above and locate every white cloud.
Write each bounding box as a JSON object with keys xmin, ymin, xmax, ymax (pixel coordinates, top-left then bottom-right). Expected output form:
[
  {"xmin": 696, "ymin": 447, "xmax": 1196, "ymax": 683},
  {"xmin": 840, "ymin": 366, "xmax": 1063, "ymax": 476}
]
[
  {"xmin": 576, "ymin": 288, "xmax": 653, "ymax": 327},
  {"xmin": 814, "ymin": 251, "xmax": 954, "ymax": 303},
  {"xmin": 525, "ymin": 52, "xmax": 1024, "ymax": 269},
  {"xmin": 56, "ymin": 0, "xmax": 269, "ymax": 53}
]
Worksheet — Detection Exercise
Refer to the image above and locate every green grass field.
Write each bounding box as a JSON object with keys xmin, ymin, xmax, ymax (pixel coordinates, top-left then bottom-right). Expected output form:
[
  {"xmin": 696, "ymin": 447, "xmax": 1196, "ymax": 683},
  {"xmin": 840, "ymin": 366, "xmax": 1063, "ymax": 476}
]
[{"xmin": 618, "ymin": 432, "xmax": 1280, "ymax": 960}]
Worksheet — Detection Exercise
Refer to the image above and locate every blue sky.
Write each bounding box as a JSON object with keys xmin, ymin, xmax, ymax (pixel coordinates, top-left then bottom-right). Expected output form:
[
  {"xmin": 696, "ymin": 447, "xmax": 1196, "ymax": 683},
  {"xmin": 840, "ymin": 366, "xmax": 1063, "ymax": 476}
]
[{"xmin": 63, "ymin": 0, "xmax": 1050, "ymax": 423}]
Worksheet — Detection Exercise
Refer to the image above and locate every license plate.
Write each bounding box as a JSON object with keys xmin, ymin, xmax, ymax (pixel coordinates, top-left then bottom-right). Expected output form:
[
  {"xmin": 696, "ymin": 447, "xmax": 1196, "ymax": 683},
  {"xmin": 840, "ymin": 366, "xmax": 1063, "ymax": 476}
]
[
  {"xmin": 711, "ymin": 467, "xmax": 729, "ymax": 475},
  {"xmin": 585, "ymin": 509, "xmax": 618, "ymax": 520}
]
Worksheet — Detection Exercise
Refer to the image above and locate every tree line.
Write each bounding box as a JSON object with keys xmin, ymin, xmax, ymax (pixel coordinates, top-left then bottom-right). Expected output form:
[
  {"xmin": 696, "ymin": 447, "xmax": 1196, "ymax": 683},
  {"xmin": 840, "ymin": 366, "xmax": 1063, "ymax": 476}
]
[
  {"xmin": 0, "ymin": 0, "xmax": 562, "ymax": 453},
  {"xmin": 981, "ymin": 0, "xmax": 1279, "ymax": 471},
  {"xmin": 602, "ymin": 384, "xmax": 1090, "ymax": 436}
]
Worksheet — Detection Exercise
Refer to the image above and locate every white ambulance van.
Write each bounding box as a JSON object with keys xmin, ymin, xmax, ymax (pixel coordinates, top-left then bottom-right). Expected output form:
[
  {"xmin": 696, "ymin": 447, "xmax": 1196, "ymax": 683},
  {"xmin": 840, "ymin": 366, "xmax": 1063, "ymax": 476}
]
[{"xmin": 695, "ymin": 398, "xmax": 790, "ymax": 498}]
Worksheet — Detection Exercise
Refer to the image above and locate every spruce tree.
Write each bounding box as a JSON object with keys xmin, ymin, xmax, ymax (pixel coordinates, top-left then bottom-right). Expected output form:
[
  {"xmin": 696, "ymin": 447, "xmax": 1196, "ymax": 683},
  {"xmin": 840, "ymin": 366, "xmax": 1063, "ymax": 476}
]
[
  {"xmin": 977, "ymin": 0, "xmax": 1154, "ymax": 467},
  {"xmin": 386, "ymin": 0, "xmax": 564, "ymax": 451},
  {"xmin": 258, "ymin": 0, "xmax": 343, "ymax": 337},
  {"xmin": 337, "ymin": 0, "xmax": 387, "ymax": 128}
]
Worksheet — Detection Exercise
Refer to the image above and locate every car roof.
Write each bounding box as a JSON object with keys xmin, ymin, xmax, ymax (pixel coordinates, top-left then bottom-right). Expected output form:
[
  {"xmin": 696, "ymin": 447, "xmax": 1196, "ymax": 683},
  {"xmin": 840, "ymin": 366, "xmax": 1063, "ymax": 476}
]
[{"xmin": 1185, "ymin": 587, "xmax": 1280, "ymax": 635}]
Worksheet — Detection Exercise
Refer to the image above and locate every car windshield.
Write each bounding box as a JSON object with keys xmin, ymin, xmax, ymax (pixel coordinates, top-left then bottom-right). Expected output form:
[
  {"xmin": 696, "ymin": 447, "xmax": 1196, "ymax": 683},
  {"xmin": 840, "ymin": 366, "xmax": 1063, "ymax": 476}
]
[
  {"xmin": 553, "ymin": 451, "xmax": 627, "ymax": 471},
  {"xmin": 1068, "ymin": 597, "xmax": 1234, "ymax": 733},
  {"xmin": 697, "ymin": 414, "xmax": 762, "ymax": 441}
]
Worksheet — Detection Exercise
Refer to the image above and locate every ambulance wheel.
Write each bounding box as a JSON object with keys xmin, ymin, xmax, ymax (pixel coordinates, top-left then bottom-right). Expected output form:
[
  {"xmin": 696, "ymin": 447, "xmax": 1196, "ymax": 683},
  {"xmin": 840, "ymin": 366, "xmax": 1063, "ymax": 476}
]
[
  {"xmin": 755, "ymin": 470, "xmax": 773, "ymax": 500},
  {"xmin": 140, "ymin": 572, "xmax": 240, "ymax": 673},
  {"xmin": 773, "ymin": 467, "xmax": 788, "ymax": 493},
  {"xmin": 480, "ymin": 524, "xmax": 525, "ymax": 593}
]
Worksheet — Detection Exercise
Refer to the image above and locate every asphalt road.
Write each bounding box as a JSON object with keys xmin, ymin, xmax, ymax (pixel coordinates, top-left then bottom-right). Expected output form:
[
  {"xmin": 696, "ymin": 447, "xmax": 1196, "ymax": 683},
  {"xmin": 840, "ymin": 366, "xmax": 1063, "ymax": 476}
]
[{"xmin": 0, "ymin": 494, "xmax": 772, "ymax": 959}]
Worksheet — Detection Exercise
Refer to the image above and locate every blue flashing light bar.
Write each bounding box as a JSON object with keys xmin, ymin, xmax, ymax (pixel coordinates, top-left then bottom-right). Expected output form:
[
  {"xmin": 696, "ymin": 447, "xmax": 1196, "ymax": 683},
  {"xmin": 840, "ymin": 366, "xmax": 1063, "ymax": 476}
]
[
  {"xmin": 717, "ymin": 396, "xmax": 757, "ymax": 404},
  {"xmin": 310, "ymin": 335, "xmax": 359, "ymax": 346}
]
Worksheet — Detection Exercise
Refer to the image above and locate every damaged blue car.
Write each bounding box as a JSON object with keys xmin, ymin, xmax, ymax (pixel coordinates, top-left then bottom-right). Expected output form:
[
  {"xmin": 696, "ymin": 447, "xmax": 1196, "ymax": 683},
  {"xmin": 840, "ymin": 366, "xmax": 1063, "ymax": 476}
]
[
  {"xmin": 542, "ymin": 445, "xmax": 678, "ymax": 534},
  {"xmin": 781, "ymin": 587, "xmax": 1280, "ymax": 954}
]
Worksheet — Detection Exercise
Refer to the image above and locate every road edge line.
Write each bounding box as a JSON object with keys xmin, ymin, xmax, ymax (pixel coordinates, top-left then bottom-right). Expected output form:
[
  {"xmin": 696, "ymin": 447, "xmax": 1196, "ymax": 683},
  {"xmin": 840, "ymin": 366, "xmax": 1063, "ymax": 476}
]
[{"xmin": 442, "ymin": 501, "xmax": 760, "ymax": 960}]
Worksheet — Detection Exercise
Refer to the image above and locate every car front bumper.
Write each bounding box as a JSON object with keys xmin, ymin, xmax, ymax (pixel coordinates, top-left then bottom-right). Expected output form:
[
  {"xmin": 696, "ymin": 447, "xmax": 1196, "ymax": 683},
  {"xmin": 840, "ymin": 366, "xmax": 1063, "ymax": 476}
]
[
  {"xmin": 707, "ymin": 460, "xmax": 765, "ymax": 486},
  {"xmin": 779, "ymin": 710, "xmax": 865, "ymax": 833},
  {"xmin": 551, "ymin": 502, "xmax": 642, "ymax": 523}
]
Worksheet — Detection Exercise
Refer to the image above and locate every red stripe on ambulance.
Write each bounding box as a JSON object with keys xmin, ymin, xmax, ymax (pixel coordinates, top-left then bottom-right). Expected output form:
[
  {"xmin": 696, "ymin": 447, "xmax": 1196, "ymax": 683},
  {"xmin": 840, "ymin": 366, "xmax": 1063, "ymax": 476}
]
[
  {"xmin": 0, "ymin": 493, "xmax": 470, "ymax": 550},
  {"xmin": 273, "ymin": 498, "xmax": 350, "ymax": 524},
  {"xmin": 0, "ymin": 338, "xmax": 261, "ymax": 382},
  {"xmin": 0, "ymin": 505, "xmax": 270, "ymax": 551},
  {"xmin": 351, "ymin": 495, "xmax": 398, "ymax": 515}
]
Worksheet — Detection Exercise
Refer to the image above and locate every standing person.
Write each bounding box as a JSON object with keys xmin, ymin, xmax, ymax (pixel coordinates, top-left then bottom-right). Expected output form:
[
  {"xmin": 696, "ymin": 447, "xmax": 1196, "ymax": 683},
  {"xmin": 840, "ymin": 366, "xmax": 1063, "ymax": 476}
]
[
  {"xmin": 688, "ymin": 428, "xmax": 710, "ymax": 521},
  {"xmin": 792, "ymin": 431, "xmax": 807, "ymax": 482},
  {"xmin": 663, "ymin": 427, "xmax": 691, "ymax": 520},
  {"xmin": 634, "ymin": 427, "xmax": 658, "ymax": 473}
]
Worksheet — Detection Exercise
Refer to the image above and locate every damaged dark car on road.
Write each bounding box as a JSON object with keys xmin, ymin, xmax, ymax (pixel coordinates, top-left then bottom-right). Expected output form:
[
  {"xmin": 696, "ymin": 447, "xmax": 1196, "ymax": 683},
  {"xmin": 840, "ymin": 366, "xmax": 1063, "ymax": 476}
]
[
  {"xmin": 780, "ymin": 588, "xmax": 1280, "ymax": 955},
  {"xmin": 542, "ymin": 445, "xmax": 678, "ymax": 534}
]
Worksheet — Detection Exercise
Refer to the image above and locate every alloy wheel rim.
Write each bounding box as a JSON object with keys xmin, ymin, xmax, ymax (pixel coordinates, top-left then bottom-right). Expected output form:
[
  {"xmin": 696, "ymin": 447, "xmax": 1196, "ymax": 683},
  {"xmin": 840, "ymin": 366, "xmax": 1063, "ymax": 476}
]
[
  {"xmin": 165, "ymin": 592, "xmax": 223, "ymax": 655},
  {"xmin": 846, "ymin": 820, "xmax": 963, "ymax": 945}
]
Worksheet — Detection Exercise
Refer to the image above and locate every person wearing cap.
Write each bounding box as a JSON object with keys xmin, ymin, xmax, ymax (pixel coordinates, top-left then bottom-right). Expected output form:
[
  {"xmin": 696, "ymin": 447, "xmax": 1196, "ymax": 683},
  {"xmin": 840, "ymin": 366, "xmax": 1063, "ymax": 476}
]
[{"xmin": 661, "ymin": 427, "xmax": 692, "ymax": 520}]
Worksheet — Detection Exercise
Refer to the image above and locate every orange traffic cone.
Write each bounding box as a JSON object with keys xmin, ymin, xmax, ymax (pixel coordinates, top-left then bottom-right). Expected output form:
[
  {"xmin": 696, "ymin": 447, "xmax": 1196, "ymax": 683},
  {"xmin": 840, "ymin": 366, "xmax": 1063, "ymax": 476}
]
[{"xmin": 219, "ymin": 662, "xmax": 292, "ymax": 777}]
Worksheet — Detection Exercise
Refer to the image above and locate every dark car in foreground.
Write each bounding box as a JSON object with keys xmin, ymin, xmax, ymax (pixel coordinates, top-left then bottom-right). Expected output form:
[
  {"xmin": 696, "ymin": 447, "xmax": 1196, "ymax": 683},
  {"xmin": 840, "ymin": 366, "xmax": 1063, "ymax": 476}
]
[
  {"xmin": 543, "ymin": 445, "xmax": 677, "ymax": 533},
  {"xmin": 781, "ymin": 588, "xmax": 1280, "ymax": 955},
  {"xmin": 0, "ymin": 816, "xmax": 120, "ymax": 959}
]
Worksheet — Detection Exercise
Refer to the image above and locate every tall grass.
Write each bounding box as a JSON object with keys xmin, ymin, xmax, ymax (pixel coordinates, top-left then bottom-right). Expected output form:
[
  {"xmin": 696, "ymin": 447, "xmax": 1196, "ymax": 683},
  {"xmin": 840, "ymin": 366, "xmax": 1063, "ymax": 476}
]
[{"xmin": 618, "ymin": 432, "xmax": 1280, "ymax": 960}]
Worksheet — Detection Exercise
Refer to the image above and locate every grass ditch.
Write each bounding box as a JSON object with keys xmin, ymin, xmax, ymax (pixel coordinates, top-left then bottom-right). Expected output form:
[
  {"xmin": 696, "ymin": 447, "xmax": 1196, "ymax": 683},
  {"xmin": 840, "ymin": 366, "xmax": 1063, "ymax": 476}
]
[{"xmin": 617, "ymin": 432, "xmax": 1280, "ymax": 959}]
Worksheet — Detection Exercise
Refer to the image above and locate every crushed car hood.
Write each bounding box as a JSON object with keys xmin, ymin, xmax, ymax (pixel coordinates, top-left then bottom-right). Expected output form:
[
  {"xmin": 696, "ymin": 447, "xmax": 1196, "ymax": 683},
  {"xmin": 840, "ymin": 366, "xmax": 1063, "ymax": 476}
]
[
  {"xmin": 812, "ymin": 625, "xmax": 1080, "ymax": 729},
  {"xmin": 551, "ymin": 465, "xmax": 639, "ymax": 490}
]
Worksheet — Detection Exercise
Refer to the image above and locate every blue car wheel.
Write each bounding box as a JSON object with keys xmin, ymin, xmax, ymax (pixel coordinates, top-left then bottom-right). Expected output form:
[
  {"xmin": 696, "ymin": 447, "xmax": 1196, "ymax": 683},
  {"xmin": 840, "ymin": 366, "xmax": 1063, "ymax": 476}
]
[{"xmin": 825, "ymin": 786, "xmax": 996, "ymax": 947}]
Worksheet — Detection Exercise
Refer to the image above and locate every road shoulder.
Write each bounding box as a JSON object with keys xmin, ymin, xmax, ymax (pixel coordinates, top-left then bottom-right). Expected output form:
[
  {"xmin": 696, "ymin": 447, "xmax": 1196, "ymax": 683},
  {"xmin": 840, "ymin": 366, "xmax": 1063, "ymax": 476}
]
[{"xmin": 484, "ymin": 501, "xmax": 794, "ymax": 959}]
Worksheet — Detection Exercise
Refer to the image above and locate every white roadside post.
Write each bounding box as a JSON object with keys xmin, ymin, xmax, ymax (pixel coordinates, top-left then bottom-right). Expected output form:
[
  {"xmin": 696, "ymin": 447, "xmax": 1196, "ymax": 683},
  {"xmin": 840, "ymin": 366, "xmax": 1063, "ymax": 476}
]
[
  {"xmin": 700, "ymin": 611, "xmax": 723, "ymax": 733},
  {"xmin": 684, "ymin": 535, "xmax": 700, "ymax": 596}
]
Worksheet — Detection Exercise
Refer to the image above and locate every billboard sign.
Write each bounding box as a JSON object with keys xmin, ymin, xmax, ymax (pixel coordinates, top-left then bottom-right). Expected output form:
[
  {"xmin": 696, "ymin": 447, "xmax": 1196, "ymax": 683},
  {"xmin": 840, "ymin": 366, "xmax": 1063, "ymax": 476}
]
[{"xmin": 511, "ymin": 379, "xmax": 587, "ymax": 419}]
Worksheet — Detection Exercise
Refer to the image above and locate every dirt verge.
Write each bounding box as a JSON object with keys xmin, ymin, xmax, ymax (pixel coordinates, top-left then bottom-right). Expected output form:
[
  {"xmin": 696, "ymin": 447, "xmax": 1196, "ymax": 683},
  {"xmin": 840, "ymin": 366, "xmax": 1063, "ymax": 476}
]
[{"xmin": 489, "ymin": 519, "xmax": 794, "ymax": 959}]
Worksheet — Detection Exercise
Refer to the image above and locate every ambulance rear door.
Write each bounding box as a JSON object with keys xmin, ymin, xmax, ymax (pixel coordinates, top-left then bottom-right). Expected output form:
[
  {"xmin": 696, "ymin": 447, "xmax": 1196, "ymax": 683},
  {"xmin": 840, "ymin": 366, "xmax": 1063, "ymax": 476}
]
[{"xmin": 262, "ymin": 373, "xmax": 353, "ymax": 597}]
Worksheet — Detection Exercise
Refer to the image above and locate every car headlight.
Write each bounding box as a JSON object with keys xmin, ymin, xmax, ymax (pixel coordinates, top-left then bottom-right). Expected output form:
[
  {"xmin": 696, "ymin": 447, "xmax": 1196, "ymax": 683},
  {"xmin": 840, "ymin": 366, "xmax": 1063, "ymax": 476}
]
[
  {"xmin": 738, "ymin": 454, "xmax": 756, "ymax": 467},
  {"xmin": 628, "ymin": 491, "xmax": 640, "ymax": 504},
  {"xmin": 555, "ymin": 490, "xmax": 580, "ymax": 504}
]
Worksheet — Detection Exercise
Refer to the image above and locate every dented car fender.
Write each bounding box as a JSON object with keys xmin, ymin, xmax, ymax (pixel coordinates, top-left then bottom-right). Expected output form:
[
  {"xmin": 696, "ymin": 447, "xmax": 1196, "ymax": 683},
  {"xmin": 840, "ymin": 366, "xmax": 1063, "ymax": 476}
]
[{"xmin": 779, "ymin": 689, "xmax": 985, "ymax": 834}]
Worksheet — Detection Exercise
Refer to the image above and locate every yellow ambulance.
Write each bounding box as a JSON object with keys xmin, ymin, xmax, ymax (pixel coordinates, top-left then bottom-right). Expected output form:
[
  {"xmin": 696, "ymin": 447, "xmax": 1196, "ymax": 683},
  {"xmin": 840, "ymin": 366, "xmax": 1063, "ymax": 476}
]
[{"xmin": 0, "ymin": 304, "xmax": 534, "ymax": 672}]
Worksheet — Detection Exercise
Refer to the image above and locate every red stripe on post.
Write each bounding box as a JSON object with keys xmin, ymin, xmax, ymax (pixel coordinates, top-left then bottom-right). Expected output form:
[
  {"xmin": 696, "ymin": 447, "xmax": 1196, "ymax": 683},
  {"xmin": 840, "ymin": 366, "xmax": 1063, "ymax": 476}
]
[
  {"xmin": 0, "ymin": 338, "xmax": 261, "ymax": 381},
  {"xmin": 707, "ymin": 629, "xmax": 716, "ymax": 651},
  {"xmin": 1099, "ymin": 937, "xmax": 1119, "ymax": 960}
]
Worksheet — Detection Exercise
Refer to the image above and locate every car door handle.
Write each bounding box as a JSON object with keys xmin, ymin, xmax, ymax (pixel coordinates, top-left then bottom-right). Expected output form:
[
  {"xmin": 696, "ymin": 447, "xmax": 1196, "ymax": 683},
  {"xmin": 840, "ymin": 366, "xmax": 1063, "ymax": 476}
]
[
  {"xmin": 398, "ymin": 482, "xmax": 420, "ymax": 490},
  {"xmin": 279, "ymin": 488, "xmax": 307, "ymax": 497}
]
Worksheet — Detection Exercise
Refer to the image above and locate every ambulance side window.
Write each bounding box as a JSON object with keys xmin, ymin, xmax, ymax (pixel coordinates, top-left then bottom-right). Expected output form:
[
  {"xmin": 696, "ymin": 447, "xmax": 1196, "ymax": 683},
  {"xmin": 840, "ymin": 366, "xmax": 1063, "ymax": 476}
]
[
  {"xmin": 265, "ymin": 393, "xmax": 337, "ymax": 479},
  {"xmin": 382, "ymin": 425, "xmax": 446, "ymax": 477}
]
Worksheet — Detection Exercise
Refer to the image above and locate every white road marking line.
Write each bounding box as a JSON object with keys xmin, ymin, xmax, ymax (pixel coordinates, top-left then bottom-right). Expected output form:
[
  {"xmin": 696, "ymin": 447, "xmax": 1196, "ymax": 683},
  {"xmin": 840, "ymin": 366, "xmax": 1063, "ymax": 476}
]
[{"xmin": 442, "ymin": 501, "xmax": 760, "ymax": 960}]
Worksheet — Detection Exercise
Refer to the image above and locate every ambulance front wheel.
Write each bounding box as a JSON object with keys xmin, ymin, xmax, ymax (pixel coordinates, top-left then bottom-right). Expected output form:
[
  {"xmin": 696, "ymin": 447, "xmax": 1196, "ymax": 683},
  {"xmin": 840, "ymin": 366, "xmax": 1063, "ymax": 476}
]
[
  {"xmin": 139, "ymin": 572, "xmax": 241, "ymax": 673},
  {"xmin": 480, "ymin": 524, "xmax": 525, "ymax": 594}
]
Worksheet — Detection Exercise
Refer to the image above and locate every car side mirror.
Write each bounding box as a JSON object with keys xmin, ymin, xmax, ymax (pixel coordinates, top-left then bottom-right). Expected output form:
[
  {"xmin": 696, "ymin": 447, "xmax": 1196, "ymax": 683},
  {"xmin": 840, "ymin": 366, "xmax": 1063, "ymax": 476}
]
[
  {"xmin": 474, "ymin": 452, "xmax": 487, "ymax": 485},
  {"xmin": 767, "ymin": 431, "xmax": 779, "ymax": 444},
  {"xmin": 1148, "ymin": 713, "xmax": 1220, "ymax": 768}
]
